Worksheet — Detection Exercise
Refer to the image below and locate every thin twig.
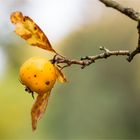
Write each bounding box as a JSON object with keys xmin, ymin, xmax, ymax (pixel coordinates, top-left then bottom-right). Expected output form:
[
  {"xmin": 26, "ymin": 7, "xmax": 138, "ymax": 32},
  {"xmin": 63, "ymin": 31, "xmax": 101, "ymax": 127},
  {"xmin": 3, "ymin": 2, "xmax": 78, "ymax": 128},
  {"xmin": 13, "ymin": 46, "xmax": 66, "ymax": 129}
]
[
  {"xmin": 99, "ymin": 0, "xmax": 140, "ymax": 62},
  {"xmin": 52, "ymin": 47, "xmax": 130, "ymax": 69},
  {"xmin": 127, "ymin": 22, "xmax": 140, "ymax": 62},
  {"xmin": 99, "ymin": 0, "xmax": 140, "ymax": 21}
]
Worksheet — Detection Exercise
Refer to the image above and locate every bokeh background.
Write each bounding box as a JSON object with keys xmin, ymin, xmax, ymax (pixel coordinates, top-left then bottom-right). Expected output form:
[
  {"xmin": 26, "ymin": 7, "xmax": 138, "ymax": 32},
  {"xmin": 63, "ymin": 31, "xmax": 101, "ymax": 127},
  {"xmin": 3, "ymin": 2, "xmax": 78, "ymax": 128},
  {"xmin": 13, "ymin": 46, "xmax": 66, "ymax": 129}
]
[{"xmin": 0, "ymin": 0, "xmax": 140, "ymax": 139}]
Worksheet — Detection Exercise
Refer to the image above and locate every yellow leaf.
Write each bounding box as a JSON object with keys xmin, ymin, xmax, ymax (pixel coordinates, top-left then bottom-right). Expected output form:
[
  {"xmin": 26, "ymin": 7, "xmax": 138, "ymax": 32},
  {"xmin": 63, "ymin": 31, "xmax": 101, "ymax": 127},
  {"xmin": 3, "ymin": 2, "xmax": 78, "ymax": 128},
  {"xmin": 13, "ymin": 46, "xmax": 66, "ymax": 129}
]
[
  {"xmin": 55, "ymin": 66, "xmax": 67, "ymax": 83},
  {"xmin": 31, "ymin": 91, "xmax": 50, "ymax": 131},
  {"xmin": 10, "ymin": 11, "xmax": 56, "ymax": 53}
]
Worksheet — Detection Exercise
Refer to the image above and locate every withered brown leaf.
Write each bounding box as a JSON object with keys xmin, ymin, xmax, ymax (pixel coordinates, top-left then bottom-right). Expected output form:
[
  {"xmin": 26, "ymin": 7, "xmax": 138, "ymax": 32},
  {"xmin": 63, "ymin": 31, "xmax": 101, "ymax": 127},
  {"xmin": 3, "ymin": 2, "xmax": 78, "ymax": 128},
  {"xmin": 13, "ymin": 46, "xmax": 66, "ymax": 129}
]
[
  {"xmin": 10, "ymin": 11, "xmax": 56, "ymax": 53},
  {"xmin": 55, "ymin": 66, "xmax": 67, "ymax": 83},
  {"xmin": 31, "ymin": 91, "xmax": 51, "ymax": 131}
]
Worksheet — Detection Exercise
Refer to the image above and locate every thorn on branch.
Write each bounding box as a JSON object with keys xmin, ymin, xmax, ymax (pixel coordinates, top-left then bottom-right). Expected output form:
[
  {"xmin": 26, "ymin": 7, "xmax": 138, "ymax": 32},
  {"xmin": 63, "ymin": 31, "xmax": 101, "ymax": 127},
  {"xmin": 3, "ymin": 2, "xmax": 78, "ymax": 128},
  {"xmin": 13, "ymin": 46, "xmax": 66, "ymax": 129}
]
[{"xmin": 99, "ymin": 46, "xmax": 110, "ymax": 58}]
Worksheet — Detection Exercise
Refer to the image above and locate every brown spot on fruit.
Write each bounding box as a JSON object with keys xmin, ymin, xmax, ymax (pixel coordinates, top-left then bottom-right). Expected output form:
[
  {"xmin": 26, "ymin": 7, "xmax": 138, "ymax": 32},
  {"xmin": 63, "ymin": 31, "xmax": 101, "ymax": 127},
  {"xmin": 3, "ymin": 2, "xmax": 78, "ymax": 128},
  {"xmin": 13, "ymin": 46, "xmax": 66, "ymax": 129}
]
[
  {"xmin": 34, "ymin": 74, "xmax": 37, "ymax": 77},
  {"xmin": 45, "ymin": 81, "xmax": 50, "ymax": 85},
  {"xmin": 34, "ymin": 26, "xmax": 37, "ymax": 30}
]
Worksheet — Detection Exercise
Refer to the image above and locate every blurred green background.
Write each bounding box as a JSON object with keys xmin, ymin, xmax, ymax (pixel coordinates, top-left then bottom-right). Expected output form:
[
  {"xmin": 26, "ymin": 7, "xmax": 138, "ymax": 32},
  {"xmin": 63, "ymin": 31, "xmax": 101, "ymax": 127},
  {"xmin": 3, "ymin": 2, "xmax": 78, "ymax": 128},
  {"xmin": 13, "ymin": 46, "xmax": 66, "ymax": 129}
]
[{"xmin": 1, "ymin": 0, "xmax": 140, "ymax": 139}]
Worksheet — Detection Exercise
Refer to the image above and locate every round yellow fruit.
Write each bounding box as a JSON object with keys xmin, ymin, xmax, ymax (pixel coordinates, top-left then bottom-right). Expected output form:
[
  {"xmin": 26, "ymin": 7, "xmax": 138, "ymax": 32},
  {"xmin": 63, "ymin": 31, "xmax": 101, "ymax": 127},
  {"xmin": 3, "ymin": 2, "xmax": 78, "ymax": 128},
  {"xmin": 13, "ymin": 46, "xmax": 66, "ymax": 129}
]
[{"xmin": 19, "ymin": 57, "xmax": 57, "ymax": 94}]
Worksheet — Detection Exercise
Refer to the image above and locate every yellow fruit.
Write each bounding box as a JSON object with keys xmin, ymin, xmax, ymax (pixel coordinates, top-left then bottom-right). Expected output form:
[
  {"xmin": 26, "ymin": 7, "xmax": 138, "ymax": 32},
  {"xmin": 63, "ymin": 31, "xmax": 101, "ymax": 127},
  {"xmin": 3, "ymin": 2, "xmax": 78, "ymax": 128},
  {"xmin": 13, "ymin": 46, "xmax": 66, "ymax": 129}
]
[
  {"xmin": 19, "ymin": 56, "xmax": 66, "ymax": 130},
  {"xmin": 19, "ymin": 57, "xmax": 58, "ymax": 94}
]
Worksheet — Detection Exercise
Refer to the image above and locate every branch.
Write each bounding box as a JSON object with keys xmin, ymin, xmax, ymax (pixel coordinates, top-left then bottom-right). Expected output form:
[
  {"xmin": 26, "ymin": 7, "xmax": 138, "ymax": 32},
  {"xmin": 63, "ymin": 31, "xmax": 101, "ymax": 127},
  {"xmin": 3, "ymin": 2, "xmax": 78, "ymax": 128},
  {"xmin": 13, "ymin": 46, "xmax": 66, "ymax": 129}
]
[
  {"xmin": 52, "ymin": 0, "xmax": 139, "ymax": 67},
  {"xmin": 99, "ymin": 0, "xmax": 140, "ymax": 21},
  {"xmin": 127, "ymin": 22, "xmax": 140, "ymax": 62},
  {"xmin": 52, "ymin": 47, "xmax": 130, "ymax": 69},
  {"xmin": 99, "ymin": 0, "xmax": 140, "ymax": 62}
]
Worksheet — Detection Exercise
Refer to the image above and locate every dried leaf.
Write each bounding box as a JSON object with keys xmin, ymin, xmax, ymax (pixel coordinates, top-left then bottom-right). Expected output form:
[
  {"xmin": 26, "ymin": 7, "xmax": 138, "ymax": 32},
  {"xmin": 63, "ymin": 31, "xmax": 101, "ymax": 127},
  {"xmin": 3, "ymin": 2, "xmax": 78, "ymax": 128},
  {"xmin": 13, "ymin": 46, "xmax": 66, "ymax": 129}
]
[
  {"xmin": 10, "ymin": 11, "xmax": 56, "ymax": 53},
  {"xmin": 31, "ymin": 91, "xmax": 50, "ymax": 131},
  {"xmin": 55, "ymin": 66, "xmax": 67, "ymax": 83}
]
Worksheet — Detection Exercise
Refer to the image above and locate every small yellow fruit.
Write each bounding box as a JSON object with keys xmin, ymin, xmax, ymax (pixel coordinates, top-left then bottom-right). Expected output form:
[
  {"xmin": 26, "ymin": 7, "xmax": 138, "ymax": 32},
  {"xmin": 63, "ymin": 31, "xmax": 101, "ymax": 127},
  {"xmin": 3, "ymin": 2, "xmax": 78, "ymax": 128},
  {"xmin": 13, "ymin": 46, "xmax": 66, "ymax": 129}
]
[
  {"xmin": 19, "ymin": 57, "xmax": 57, "ymax": 94},
  {"xmin": 19, "ymin": 56, "xmax": 66, "ymax": 130}
]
